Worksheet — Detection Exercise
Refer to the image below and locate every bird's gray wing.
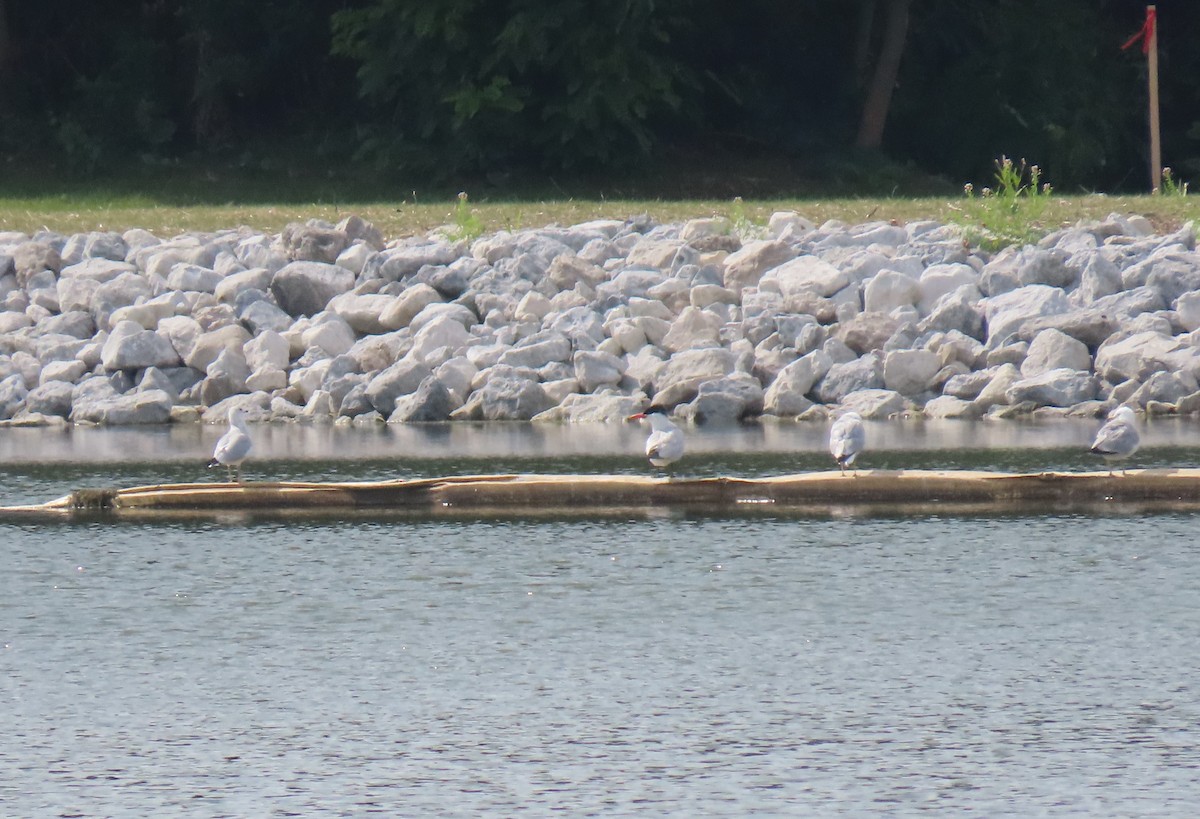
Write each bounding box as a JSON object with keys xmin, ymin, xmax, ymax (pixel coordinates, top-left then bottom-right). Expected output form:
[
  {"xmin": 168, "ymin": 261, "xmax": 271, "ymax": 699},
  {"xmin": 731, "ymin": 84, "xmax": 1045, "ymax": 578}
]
[
  {"xmin": 1091, "ymin": 420, "xmax": 1138, "ymax": 456},
  {"xmin": 214, "ymin": 428, "xmax": 252, "ymax": 464}
]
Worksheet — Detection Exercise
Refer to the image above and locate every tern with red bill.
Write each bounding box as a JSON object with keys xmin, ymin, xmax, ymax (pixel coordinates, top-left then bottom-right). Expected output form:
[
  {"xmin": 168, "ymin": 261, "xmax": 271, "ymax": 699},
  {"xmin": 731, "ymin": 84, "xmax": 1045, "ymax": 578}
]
[{"xmin": 627, "ymin": 407, "xmax": 685, "ymax": 471}]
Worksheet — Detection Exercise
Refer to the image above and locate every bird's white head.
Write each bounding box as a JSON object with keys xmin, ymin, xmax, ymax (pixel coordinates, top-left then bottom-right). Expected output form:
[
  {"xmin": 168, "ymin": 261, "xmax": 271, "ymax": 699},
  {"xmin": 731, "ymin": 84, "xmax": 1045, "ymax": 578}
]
[
  {"xmin": 229, "ymin": 406, "xmax": 248, "ymax": 425},
  {"xmin": 1109, "ymin": 406, "xmax": 1137, "ymax": 425}
]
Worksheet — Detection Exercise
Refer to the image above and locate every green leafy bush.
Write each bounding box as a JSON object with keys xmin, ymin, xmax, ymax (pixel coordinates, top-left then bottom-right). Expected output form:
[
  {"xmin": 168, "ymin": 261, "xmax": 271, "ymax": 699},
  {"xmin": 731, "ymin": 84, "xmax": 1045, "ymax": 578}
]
[{"xmin": 953, "ymin": 156, "xmax": 1055, "ymax": 250}]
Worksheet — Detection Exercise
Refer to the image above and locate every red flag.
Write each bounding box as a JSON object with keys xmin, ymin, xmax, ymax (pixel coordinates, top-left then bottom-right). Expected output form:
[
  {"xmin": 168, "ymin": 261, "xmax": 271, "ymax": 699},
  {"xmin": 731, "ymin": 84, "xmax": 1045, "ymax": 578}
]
[{"xmin": 1122, "ymin": 7, "xmax": 1157, "ymax": 55}]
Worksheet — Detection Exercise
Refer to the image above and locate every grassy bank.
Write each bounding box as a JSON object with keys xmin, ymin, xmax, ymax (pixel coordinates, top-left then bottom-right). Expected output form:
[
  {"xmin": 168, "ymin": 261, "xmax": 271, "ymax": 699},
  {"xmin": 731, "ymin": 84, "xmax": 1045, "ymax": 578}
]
[
  {"xmin": 2, "ymin": 193, "xmax": 1198, "ymax": 241},
  {"xmin": 0, "ymin": 153, "xmax": 1197, "ymax": 237}
]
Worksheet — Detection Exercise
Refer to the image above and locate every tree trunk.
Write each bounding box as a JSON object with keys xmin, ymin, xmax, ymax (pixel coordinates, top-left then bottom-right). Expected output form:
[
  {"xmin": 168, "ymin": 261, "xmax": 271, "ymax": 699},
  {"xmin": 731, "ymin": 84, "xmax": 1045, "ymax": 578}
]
[
  {"xmin": 853, "ymin": 0, "xmax": 877, "ymax": 89},
  {"xmin": 855, "ymin": 0, "xmax": 912, "ymax": 149}
]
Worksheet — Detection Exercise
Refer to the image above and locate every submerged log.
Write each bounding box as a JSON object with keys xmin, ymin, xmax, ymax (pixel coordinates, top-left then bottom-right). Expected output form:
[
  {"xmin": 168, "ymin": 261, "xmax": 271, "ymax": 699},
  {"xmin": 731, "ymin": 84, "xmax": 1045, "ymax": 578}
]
[{"xmin": 3, "ymin": 469, "xmax": 1200, "ymax": 521}]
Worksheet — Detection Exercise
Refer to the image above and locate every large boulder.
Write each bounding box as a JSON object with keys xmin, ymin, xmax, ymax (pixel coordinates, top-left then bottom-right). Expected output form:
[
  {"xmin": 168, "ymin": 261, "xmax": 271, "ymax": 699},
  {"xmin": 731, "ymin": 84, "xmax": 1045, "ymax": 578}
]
[
  {"xmin": 1005, "ymin": 368, "xmax": 1097, "ymax": 408},
  {"xmin": 651, "ymin": 347, "xmax": 736, "ymax": 408},
  {"xmin": 839, "ymin": 388, "xmax": 905, "ymax": 419},
  {"xmin": 814, "ymin": 353, "xmax": 884, "ymax": 405},
  {"xmin": 270, "ymin": 261, "xmax": 355, "ymax": 317},
  {"xmin": 388, "ymin": 375, "xmax": 455, "ymax": 422},
  {"xmin": 532, "ymin": 392, "xmax": 643, "ymax": 423},
  {"xmin": 759, "ymin": 255, "xmax": 851, "ymax": 298},
  {"xmin": 1094, "ymin": 331, "xmax": 1187, "ymax": 383},
  {"xmin": 883, "ymin": 349, "xmax": 940, "ymax": 396},
  {"xmin": 722, "ymin": 240, "xmax": 795, "ymax": 292},
  {"xmin": 365, "ymin": 357, "xmax": 432, "ymax": 415},
  {"xmin": 982, "ymin": 284, "xmax": 1071, "ymax": 347},
  {"xmin": 1021, "ymin": 328, "xmax": 1091, "ymax": 377},
  {"xmin": 100, "ymin": 320, "xmax": 182, "ymax": 371},
  {"xmin": 476, "ymin": 374, "xmax": 552, "ymax": 420},
  {"xmin": 762, "ymin": 350, "xmax": 831, "ymax": 416}
]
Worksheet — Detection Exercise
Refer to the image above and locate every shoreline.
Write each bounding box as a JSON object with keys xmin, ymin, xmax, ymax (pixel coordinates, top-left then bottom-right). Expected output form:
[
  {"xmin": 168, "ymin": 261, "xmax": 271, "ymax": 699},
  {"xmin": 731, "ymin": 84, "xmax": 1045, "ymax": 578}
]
[{"xmin": 0, "ymin": 210, "xmax": 1197, "ymax": 429}]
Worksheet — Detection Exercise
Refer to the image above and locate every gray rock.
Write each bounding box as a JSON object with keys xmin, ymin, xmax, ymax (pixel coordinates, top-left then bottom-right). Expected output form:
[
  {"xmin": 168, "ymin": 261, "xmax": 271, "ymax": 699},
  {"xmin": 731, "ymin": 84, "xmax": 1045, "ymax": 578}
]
[
  {"xmin": 924, "ymin": 395, "xmax": 983, "ymax": 418},
  {"xmin": 71, "ymin": 387, "xmax": 175, "ymax": 425},
  {"xmin": 166, "ymin": 263, "xmax": 222, "ymax": 293},
  {"xmin": 239, "ymin": 299, "xmax": 294, "ymax": 335},
  {"xmin": 917, "ymin": 263, "xmax": 979, "ymax": 314},
  {"xmin": 184, "ymin": 325, "xmax": 252, "ymax": 372},
  {"xmin": 1021, "ymin": 328, "xmax": 1091, "ymax": 377},
  {"xmin": 723, "ymin": 240, "xmax": 795, "ymax": 292},
  {"xmin": 365, "ymin": 357, "xmax": 432, "ymax": 415},
  {"xmin": 1094, "ymin": 331, "xmax": 1186, "ymax": 383},
  {"xmin": 270, "ymin": 261, "xmax": 355, "ymax": 317},
  {"xmin": 982, "ymin": 284, "xmax": 1071, "ymax": 347},
  {"xmin": 0, "ymin": 373, "xmax": 28, "ymax": 420},
  {"xmin": 760, "ymin": 255, "xmax": 850, "ymax": 298},
  {"xmin": 839, "ymin": 388, "xmax": 905, "ymax": 419},
  {"xmin": 199, "ymin": 347, "xmax": 251, "ymax": 406},
  {"xmin": 532, "ymin": 392, "xmax": 644, "ymax": 423},
  {"xmin": 1129, "ymin": 371, "xmax": 1199, "ymax": 408},
  {"xmin": 278, "ymin": 221, "xmax": 349, "ymax": 264},
  {"xmin": 651, "ymin": 347, "xmax": 736, "ymax": 408},
  {"xmin": 1005, "ymin": 368, "xmax": 1097, "ymax": 407},
  {"xmin": 25, "ymin": 380, "xmax": 73, "ymax": 417},
  {"xmin": 814, "ymin": 353, "xmax": 884, "ymax": 404},
  {"xmin": 377, "ymin": 241, "xmax": 462, "ymax": 281},
  {"xmin": 883, "ymin": 349, "xmax": 940, "ymax": 396},
  {"xmin": 837, "ymin": 312, "xmax": 899, "ymax": 356},
  {"xmin": 573, "ymin": 350, "xmax": 625, "ymax": 392},
  {"xmin": 476, "ymin": 374, "xmax": 552, "ymax": 421},
  {"xmin": 969, "ymin": 362, "xmax": 1017, "ymax": 408},
  {"xmin": 58, "ymin": 258, "xmax": 136, "ymax": 284},
  {"xmin": 942, "ymin": 368, "xmax": 996, "ymax": 400},
  {"xmin": 918, "ymin": 286, "xmax": 984, "ymax": 340},
  {"xmin": 100, "ymin": 320, "xmax": 182, "ymax": 371},
  {"xmin": 388, "ymin": 375, "xmax": 455, "ymax": 422},
  {"xmin": 863, "ymin": 269, "xmax": 919, "ymax": 313},
  {"xmin": 678, "ymin": 373, "xmax": 764, "ymax": 423},
  {"xmin": 499, "ymin": 332, "xmax": 572, "ymax": 370}
]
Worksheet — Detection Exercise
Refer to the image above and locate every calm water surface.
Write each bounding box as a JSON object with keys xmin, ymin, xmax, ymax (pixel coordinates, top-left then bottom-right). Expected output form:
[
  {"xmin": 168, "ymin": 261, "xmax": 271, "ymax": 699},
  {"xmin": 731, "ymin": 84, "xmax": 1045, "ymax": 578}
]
[{"xmin": 3, "ymin": 422, "xmax": 1200, "ymax": 815}]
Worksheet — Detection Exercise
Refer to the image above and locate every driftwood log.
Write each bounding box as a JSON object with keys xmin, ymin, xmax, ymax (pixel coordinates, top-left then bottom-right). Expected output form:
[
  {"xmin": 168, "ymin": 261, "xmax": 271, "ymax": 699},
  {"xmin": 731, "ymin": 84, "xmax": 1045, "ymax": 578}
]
[{"xmin": 3, "ymin": 469, "xmax": 1199, "ymax": 521}]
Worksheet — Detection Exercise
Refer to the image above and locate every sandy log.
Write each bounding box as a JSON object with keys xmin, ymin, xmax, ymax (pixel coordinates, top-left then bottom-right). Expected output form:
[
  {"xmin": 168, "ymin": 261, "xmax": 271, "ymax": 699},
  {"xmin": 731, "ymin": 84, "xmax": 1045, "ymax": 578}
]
[{"xmin": 2, "ymin": 469, "xmax": 1199, "ymax": 521}]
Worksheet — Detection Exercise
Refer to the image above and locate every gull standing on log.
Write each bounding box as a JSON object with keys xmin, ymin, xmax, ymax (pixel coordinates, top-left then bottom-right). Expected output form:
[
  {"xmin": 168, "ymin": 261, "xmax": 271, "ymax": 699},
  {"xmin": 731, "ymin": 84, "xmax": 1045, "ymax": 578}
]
[
  {"xmin": 829, "ymin": 411, "xmax": 866, "ymax": 476},
  {"xmin": 628, "ymin": 407, "xmax": 685, "ymax": 472},
  {"xmin": 208, "ymin": 406, "xmax": 253, "ymax": 483},
  {"xmin": 1089, "ymin": 405, "xmax": 1139, "ymax": 476}
]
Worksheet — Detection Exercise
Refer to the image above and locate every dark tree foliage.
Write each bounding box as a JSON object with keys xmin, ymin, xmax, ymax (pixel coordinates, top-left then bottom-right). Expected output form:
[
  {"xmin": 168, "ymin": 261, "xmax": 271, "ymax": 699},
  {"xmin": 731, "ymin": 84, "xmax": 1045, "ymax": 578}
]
[
  {"xmin": 331, "ymin": 0, "xmax": 699, "ymax": 173},
  {"xmin": 0, "ymin": 0, "xmax": 1197, "ymax": 191}
]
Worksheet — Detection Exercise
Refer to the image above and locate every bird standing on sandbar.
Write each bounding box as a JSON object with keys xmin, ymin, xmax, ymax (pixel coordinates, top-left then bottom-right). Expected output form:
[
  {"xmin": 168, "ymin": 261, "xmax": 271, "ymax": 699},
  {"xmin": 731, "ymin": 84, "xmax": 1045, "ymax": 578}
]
[
  {"xmin": 1089, "ymin": 405, "xmax": 1139, "ymax": 476},
  {"xmin": 208, "ymin": 406, "xmax": 253, "ymax": 483},
  {"xmin": 829, "ymin": 411, "xmax": 865, "ymax": 476},
  {"xmin": 628, "ymin": 407, "xmax": 685, "ymax": 473}
]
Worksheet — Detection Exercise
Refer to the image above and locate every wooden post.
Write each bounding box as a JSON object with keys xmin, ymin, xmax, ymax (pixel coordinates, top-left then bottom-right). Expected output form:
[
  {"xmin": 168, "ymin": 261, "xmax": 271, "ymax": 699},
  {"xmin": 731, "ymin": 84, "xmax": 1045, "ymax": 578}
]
[{"xmin": 1147, "ymin": 5, "xmax": 1161, "ymax": 192}]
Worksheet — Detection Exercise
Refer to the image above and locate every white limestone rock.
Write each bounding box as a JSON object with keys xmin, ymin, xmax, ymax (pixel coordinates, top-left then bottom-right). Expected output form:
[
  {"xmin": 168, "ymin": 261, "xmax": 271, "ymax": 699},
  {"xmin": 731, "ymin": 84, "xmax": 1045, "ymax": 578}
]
[
  {"xmin": 839, "ymin": 388, "xmax": 905, "ymax": 419},
  {"xmin": 100, "ymin": 320, "xmax": 182, "ymax": 371},
  {"xmin": 1094, "ymin": 331, "xmax": 1187, "ymax": 383},
  {"xmin": 270, "ymin": 261, "xmax": 355, "ymax": 317},
  {"xmin": 863, "ymin": 269, "xmax": 919, "ymax": 314},
  {"xmin": 532, "ymin": 392, "xmax": 643, "ymax": 423},
  {"xmin": 982, "ymin": 284, "xmax": 1071, "ymax": 347},
  {"xmin": 1005, "ymin": 368, "xmax": 1097, "ymax": 408},
  {"xmin": 722, "ymin": 240, "xmax": 795, "ymax": 293},
  {"xmin": 759, "ymin": 255, "xmax": 850, "ymax": 299},
  {"xmin": 650, "ymin": 347, "xmax": 736, "ymax": 408},
  {"xmin": 1021, "ymin": 328, "xmax": 1091, "ymax": 377},
  {"xmin": 883, "ymin": 349, "xmax": 940, "ymax": 396}
]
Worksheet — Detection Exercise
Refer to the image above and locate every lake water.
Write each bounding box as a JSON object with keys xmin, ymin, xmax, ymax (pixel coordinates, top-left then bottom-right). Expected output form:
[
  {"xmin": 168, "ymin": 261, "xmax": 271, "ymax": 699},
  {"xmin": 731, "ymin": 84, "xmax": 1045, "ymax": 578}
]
[{"xmin": 3, "ymin": 420, "xmax": 1200, "ymax": 815}]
